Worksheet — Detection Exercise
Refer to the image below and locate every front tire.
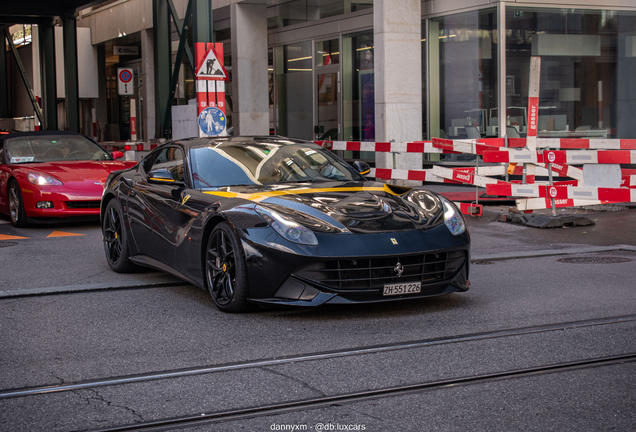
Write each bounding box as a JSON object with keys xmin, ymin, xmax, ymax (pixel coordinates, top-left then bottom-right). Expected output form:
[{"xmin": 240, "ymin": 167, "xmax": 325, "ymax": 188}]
[
  {"xmin": 8, "ymin": 180, "xmax": 27, "ymax": 228},
  {"xmin": 103, "ymin": 199, "xmax": 138, "ymax": 273},
  {"xmin": 205, "ymin": 222, "xmax": 253, "ymax": 313}
]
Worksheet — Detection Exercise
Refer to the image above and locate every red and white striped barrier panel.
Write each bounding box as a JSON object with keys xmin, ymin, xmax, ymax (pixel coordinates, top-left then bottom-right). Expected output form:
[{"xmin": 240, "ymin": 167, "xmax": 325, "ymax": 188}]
[
  {"xmin": 432, "ymin": 138, "xmax": 500, "ymax": 156},
  {"xmin": 516, "ymin": 197, "xmax": 619, "ymax": 211},
  {"xmin": 487, "ymin": 184, "xmax": 636, "ymax": 201},
  {"xmin": 482, "ymin": 149, "xmax": 636, "ymax": 165},
  {"xmin": 124, "ymin": 142, "xmax": 158, "ymax": 151},
  {"xmin": 316, "ymin": 140, "xmax": 443, "ymax": 154},
  {"xmin": 371, "ymin": 166, "xmax": 505, "ymax": 183},
  {"xmin": 371, "ymin": 168, "xmax": 452, "ymax": 183},
  {"xmin": 472, "ymin": 137, "xmax": 636, "ymax": 150},
  {"xmin": 431, "ymin": 166, "xmax": 508, "ymax": 188},
  {"xmin": 321, "ymin": 136, "xmax": 636, "ymax": 211}
]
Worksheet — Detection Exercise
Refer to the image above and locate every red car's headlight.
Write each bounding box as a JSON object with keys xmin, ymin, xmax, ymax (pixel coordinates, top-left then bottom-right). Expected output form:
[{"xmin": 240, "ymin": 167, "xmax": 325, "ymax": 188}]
[{"xmin": 27, "ymin": 172, "xmax": 63, "ymax": 186}]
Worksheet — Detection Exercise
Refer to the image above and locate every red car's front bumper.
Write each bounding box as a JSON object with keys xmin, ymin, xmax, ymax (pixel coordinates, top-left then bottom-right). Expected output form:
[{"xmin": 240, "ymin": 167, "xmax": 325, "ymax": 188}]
[{"xmin": 20, "ymin": 183, "xmax": 103, "ymax": 219}]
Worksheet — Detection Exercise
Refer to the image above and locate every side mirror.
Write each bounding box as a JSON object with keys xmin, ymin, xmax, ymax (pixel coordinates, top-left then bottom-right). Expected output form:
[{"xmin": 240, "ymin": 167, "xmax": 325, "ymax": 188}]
[
  {"xmin": 148, "ymin": 168, "xmax": 184, "ymax": 186},
  {"xmin": 111, "ymin": 150, "xmax": 124, "ymax": 160},
  {"xmin": 351, "ymin": 161, "xmax": 371, "ymax": 176}
]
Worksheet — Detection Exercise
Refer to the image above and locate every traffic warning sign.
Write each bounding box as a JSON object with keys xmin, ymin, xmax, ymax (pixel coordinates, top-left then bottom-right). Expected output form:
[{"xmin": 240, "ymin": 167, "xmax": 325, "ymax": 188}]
[{"xmin": 195, "ymin": 46, "xmax": 228, "ymax": 81}]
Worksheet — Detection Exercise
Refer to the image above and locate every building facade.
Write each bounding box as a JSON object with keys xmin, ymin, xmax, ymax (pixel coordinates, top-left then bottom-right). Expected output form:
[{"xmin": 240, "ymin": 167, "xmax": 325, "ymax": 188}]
[{"xmin": 5, "ymin": 0, "xmax": 636, "ymax": 173}]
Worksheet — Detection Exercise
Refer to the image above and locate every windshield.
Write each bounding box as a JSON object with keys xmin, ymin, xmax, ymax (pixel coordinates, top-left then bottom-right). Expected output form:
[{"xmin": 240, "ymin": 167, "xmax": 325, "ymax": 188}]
[
  {"xmin": 190, "ymin": 142, "xmax": 365, "ymax": 188},
  {"xmin": 5, "ymin": 135, "xmax": 112, "ymax": 164}
]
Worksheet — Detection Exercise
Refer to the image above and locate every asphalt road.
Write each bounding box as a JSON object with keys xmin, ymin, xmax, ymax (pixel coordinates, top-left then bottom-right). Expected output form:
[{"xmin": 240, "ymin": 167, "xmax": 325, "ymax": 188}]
[{"xmin": 1, "ymin": 202, "xmax": 635, "ymax": 431}]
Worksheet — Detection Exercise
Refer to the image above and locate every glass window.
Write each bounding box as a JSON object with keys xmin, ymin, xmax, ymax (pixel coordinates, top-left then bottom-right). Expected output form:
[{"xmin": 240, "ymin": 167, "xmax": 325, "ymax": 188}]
[
  {"xmin": 316, "ymin": 39, "xmax": 340, "ymax": 66},
  {"xmin": 421, "ymin": 22, "xmax": 428, "ymax": 141},
  {"xmin": 274, "ymin": 42, "xmax": 313, "ymax": 140},
  {"xmin": 507, "ymin": 8, "xmax": 636, "ymax": 139},
  {"xmin": 5, "ymin": 135, "xmax": 112, "ymax": 163},
  {"xmin": 190, "ymin": 142, "xmax": 364, "ymax": 188},
  {"xmin": 268, "ymin": 0, "xmax": 373, "ymax": 30},
  {"xmin": 429, "ymin": 9, "xmax": 498, "ymax": 150},
  {"xmin": 269, "ymin": 48, "xmax": 275, "ymax": 134},
  {"xmin": 148, "ymin": 147, "xmax": 185, "ymax": 181},
  {"xmin": 342, "ymin": 31, "xmax": 375, "ymax": 151}
]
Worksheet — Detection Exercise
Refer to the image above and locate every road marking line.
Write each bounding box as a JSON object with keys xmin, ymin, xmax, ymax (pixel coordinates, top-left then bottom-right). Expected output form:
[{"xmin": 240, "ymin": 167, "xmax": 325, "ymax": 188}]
[
  {"xmin": 0, "ymin": 234, "xmax": 29, "ymax": 240},
  {"xmin": 47, "ymin": 231, "xmax": 85, "ymax": 238}
]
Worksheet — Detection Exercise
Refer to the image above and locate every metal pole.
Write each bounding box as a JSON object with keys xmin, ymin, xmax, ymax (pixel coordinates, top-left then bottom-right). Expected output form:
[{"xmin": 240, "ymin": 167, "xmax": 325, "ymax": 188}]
[
  {"xmin": 137, "ymin": 66, "xmax": 143, "ymax": 142},
  {"xmin": 504, "ymin": 134, "xmax": 509, "ymax": 182},
  {"xmin": 545, "ymin": 148, "xmax": 557, "ymax": 217},
  {"xmin": 474, "ymin": 139, "xmax": 479, "ymax": 206}
]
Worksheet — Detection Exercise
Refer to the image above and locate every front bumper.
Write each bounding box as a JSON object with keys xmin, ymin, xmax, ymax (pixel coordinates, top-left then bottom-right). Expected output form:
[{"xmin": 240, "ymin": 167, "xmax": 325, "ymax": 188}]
[
  {"xmin": 20, "ymin": 184, "xmax": 102, "ymax": 220},
  {"xmin": 240, "ymin": 223, "xmax": 470, "ymax": 306}
]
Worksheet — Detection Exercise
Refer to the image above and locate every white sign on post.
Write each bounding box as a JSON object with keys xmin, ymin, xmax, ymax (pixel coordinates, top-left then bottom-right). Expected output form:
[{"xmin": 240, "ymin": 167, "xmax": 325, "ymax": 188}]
[{"xmin": 117, "ymin": 68, "xmax": 134, "ymax": 95}]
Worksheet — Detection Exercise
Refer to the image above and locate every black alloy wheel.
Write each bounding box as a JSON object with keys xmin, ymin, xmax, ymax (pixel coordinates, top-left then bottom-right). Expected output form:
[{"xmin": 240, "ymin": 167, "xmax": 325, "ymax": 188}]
[
  {"xmin": 8, "ymin": 180, "xmax": 27, "ymax": 228},
  {"xmin": 206, "ymin": 222, "xmax": 252, "ymax": 313},
  {"xmin": 103, "ymin": 199, "xmax": 138, "ymax": 273}
]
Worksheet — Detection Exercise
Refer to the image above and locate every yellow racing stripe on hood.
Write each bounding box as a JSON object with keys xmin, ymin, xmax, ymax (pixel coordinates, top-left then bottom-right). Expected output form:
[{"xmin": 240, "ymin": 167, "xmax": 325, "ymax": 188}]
[{"xmin": 203, "ymin": 185, "xmax": 402, "ymax": 202}]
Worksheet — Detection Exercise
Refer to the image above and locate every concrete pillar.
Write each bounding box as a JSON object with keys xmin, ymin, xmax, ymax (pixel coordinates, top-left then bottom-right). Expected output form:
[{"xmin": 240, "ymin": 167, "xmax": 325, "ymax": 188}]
[
  {"xmin": 231, "ymin": 3, "xmax": 269, "ymax": 136},
  {"xmin": 142, "ymin": 29, "xmax": 156, "ymax": 140},
  {"xmin": 374, "ymin": 0, "xmax": 422, "ymax": 185}
]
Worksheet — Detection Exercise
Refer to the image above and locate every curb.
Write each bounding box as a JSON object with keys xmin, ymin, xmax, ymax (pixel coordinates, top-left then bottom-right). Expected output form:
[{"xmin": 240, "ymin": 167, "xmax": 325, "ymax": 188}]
[
  {"xmin": 472, "ymin": 244, "xmax": 636, "ymax": 262},
  {"xmin": 0, "ymin": 278, "xmax": 186, "ymax": 298}
]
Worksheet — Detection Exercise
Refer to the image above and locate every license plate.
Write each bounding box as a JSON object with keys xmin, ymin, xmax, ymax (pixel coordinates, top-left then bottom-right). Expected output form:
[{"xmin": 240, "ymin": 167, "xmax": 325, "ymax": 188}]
[{"xmin": 383, "ymin": 281, "xmax": 421, "ymax": 296}]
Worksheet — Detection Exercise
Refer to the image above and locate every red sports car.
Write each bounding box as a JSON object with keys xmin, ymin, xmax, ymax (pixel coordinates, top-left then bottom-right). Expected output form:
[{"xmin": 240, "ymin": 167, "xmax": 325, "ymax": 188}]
[{"xmin": 0, "ymin": 131, "xmax": 137, "ymax": 227}]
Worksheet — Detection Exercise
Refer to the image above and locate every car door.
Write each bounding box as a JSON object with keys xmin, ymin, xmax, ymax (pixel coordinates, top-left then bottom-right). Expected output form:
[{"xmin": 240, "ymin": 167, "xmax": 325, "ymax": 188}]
[{"xmin": 127, "ymin": 146, "xmax": 192, "ymax": 264}]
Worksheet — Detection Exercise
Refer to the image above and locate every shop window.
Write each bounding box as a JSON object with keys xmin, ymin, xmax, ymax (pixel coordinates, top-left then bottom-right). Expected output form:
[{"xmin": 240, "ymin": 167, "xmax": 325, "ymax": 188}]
[
  {"xmin": 342, "ymin": 31, "xmax": 375, "ymax": 161},
  {"xmin": 428, "ymin": 9, "xmax": 498, "ymax": 162},
  {"xmin": 507, "ymin": 8, "xmax": 636, "ymax": 139},
  {"xmin": 274, "ymin": 41, "xmax": 313, "ymax": 140}
]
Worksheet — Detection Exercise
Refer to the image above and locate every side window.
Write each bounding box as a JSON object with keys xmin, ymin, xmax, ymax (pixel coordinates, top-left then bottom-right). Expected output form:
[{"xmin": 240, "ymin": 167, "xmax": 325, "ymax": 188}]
[{"xmin": 148, "ymin": 147, "xmax": 185, "ymax": 182}]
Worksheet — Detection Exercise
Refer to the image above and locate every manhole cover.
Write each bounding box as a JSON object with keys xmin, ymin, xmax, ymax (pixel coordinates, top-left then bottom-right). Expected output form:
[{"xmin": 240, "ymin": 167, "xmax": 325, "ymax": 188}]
[
  {"xmin": 557, "ymin": 257, "xmax": 632, "ymax": 264},
  {"xmin": 0, "ymin": 241, "xmax": 18, "ymax": 248}
]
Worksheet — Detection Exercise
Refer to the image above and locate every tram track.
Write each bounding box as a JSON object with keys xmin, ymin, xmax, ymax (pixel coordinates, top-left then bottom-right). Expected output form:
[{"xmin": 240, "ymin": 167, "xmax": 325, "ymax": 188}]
[
  {"xmin": 2, "ymin": 314, "xmax": 635, "ymax": 400},
  {"xmin": 84, "ymin": 353, "xmax": 636, "ymax": 432}
]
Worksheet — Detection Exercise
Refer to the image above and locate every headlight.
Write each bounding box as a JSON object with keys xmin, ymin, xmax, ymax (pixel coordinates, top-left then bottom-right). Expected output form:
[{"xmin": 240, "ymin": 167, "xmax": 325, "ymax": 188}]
[
  {"xmin": 440, "ymin": 196, "xmax": 466, "ymax": 236},
  {"xmin": 27, "ymin": 172, "xmax": 63, "ymax": 186},
  {"xmin": 255, "ymin": 205, "xmax": 319, "ymax": 245}
]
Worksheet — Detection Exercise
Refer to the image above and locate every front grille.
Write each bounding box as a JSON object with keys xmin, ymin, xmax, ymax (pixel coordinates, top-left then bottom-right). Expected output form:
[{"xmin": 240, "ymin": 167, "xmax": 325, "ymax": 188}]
[
  {"xmin": 66, "ymin": 201, "xmax": 101, "ymax": 209},
  {"xmin": 294, "ymin": 250, "xmax": 466, "ymax": 290}
]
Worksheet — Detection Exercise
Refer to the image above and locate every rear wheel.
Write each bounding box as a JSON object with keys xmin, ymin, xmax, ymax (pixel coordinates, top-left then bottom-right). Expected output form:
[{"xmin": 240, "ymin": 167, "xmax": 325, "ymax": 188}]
[
  {"xmin": 205, "ymin": 222, "xmax": 254, "ymax": 313},
  {"xmin": 103, "ymin": 199, "xmax": 138, "ymax": 273},
  {"xmin": 8, "ymin": 180, "xmax": 27, "ymax": 228}
]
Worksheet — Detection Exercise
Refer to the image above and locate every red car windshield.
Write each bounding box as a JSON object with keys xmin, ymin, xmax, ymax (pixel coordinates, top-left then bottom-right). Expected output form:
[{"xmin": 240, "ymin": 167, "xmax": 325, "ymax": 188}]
[{"xmin": 5, "ymin": 135, "xmax": 112, "ymax": 164}]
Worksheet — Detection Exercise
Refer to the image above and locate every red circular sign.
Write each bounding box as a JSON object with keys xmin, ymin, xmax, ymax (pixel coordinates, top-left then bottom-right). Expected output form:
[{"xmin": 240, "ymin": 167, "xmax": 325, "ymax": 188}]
[{"xmin": 119, "ymin": 70, "xmax": 132, "ymax": 83}]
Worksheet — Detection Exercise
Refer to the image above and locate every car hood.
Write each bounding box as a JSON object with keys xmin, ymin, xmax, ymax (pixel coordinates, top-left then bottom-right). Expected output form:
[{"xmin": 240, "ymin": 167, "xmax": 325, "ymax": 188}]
[
  {"xmin": 206, "ymin": 182, "xmax": 444, "ymax": 234},
  {"xmin": 18, "ymin": 161, "xmax": 136, "ymax": 183}
]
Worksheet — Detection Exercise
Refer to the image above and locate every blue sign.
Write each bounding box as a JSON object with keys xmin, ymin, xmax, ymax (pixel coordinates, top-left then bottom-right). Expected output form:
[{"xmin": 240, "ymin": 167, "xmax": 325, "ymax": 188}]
[{"xmin": 198, "ymin": 107, "xmax": 226, "ymax": 136}]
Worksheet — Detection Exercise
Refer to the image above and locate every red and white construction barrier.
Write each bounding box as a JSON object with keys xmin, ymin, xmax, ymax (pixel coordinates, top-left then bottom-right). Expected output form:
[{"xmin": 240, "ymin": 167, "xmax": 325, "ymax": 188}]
[
  {"xmin": 317, "ymin": 140, "xmax": 442, "ymax": 154},
  {"xmin": 482, "ymin": 149, "xmax": 636, "ymax": 165},
  {"xmin": 516, "ymin": 198, "xmax": 616, "ymax": 211},
  {"xmin": 124, "ymin": 142, "xmax": 158, "ymax": 151}
]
